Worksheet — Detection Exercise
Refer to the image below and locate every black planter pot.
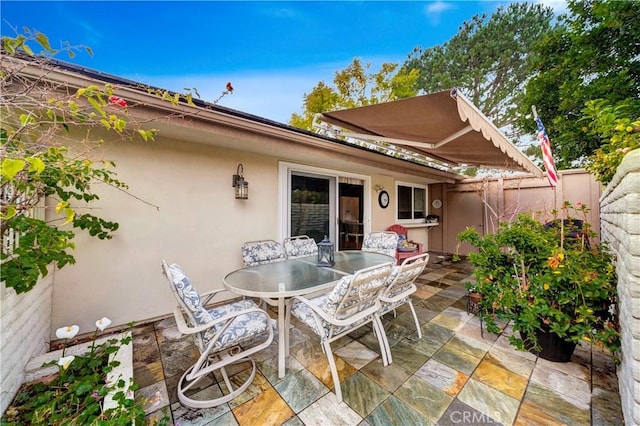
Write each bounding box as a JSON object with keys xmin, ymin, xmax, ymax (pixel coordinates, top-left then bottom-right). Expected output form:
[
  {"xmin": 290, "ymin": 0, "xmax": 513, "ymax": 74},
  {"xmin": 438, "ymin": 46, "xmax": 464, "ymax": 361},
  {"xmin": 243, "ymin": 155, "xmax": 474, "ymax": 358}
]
[{"xmin": 523, "ymin": 326, "xmax": 577, "ymax": 362}]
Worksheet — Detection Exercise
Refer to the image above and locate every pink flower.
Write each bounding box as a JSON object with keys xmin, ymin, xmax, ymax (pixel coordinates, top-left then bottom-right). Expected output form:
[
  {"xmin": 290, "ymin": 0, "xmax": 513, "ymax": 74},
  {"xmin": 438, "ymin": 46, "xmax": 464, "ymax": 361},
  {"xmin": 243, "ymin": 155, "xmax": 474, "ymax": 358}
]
[
  {"xmin": 149, "ymin": 390, "xmax": 163, "ymax": 407},
  {"xmin": 108, "ymin": 95, "xmax": 127, "ymax": 107},
  {"xmin": 226, "ymin": 82, "xmax": 234, "ymax": 93},
  {"xmin": 575, "ymin": 202, "xmax": 584, "ymax": 207}
]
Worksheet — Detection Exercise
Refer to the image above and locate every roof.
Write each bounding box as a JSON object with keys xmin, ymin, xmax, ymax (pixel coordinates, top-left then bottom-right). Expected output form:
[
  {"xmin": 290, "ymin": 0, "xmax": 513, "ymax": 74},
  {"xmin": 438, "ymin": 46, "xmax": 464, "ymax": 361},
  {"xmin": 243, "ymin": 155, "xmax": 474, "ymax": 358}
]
[
  {"xmin": 316, "ymin": 89, "xmax": 542, "ymax": 177},
  {"xmin": 4, "ymin": 52, "xmax": 463, "ymax": 182}
]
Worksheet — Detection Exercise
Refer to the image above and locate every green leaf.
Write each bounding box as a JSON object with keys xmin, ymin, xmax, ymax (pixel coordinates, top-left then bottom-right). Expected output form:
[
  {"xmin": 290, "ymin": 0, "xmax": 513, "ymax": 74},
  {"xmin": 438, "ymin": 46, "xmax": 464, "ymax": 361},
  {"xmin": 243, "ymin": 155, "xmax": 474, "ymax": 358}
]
[
  {"xmin": 55, "ymin": 201, "xmax": 69, "ymax": 215},
  {"xmin": 22, "ymin": 43, "xmax": 34, "ymax": 56},
  {"xmin": 65, "ymin": 209, "xmax": 75, "ymax": 224},
  {"xmin": 87, "ymin": 96, "xmax": 105, "ymax": 117},
  {"xmin": 1, "ymin": 206, "xmax": 17, "ymax": 220},
  {"xmin": 27, "ymin": 157, "xmax": 45, "ymax": 174},
  {"xmin": 136, "ymin": 129, "xmax": 149, "ymax": 141},
  {"xmin": 2, "ymin": 37, "xmax": 16, "ymax": 55},
  {"xmin": 2, "ymin": 158, "xmax": 26, "ymax": 180},
  {"xmin": 35, "ymin": 32, "xmax": 54, "ymax": 52}
]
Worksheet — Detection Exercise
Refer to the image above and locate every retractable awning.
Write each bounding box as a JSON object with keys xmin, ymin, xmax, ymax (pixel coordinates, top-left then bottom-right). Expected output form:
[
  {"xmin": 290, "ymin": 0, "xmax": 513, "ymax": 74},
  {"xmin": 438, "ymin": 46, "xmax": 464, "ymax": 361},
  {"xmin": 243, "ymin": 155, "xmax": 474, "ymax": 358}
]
[{"xmin": 316, "ymin": 89, "xmax": 542, "ymax": 177}]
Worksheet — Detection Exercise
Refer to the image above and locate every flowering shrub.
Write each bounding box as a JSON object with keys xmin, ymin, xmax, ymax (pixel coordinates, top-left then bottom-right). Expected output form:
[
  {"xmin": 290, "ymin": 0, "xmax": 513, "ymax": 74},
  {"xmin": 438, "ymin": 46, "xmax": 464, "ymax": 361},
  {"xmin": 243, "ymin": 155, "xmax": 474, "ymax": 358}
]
[
  {"xmin": 2, "ymin": 318, "xmax": 168, "ymax": 425},
  {"xmin": 584, "ymin": 99, "xmax": 639, "ymax": 185},
  {"xmin": 458, "ymin": 202, "xmax": 620, "ymax": 359}
]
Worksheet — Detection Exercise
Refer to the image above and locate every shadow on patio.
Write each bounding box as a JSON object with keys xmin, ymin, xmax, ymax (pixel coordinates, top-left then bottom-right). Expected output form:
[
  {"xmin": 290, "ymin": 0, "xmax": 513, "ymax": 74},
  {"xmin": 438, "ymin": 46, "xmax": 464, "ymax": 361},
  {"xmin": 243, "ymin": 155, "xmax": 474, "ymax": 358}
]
[{"xmin": 132, "ymin": 254, "xmax": 623, "ymax": 425}]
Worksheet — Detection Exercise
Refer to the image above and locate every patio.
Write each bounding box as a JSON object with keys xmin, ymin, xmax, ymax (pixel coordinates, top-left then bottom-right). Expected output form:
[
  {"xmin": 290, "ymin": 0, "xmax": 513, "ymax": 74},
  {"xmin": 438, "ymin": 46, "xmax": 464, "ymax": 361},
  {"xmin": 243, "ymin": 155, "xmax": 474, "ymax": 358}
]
[{"xmin": 132, "ymin": 254, "xmax": 623, "ymax": 425}]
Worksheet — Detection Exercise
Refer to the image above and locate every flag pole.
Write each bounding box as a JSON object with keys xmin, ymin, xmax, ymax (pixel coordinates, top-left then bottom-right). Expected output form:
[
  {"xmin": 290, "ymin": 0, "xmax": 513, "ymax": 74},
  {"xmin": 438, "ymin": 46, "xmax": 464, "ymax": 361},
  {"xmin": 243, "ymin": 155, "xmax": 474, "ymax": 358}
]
[{"xmin": 531, "ymin": 105, "xmax": 559, "ymax": 191}]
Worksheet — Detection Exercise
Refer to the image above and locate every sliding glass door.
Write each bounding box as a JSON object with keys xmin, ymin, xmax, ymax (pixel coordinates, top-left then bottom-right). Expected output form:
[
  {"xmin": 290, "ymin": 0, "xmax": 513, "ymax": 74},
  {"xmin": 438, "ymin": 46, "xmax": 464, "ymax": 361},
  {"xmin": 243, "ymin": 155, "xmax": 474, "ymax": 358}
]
[
  {"xmin": 281, "ymin": 163, "xmax": 369, "ymax": 249},
  {"xmin": 289, "ymin": 172, "xmax": 334, "ymax": 243}
]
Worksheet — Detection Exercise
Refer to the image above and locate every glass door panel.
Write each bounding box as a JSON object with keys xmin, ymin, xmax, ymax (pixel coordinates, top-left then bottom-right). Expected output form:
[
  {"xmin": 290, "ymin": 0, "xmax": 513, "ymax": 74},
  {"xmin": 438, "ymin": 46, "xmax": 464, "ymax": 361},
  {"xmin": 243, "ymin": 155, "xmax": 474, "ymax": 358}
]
[
  {"xmin": 290, "ymin": 173, "xmax": 333, "ymax": 243},
  {"xmin": 338, "ymin": 180, "xmax": 364, "ymax": 250}
]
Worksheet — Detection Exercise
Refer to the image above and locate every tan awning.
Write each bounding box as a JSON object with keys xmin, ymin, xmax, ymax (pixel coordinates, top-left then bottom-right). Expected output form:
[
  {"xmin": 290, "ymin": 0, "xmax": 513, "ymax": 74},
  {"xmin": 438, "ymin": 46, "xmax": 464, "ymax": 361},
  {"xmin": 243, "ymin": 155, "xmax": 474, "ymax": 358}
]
[{"xmin": 316, "ymin": 89, "xmax": 542, "ymax": 177}]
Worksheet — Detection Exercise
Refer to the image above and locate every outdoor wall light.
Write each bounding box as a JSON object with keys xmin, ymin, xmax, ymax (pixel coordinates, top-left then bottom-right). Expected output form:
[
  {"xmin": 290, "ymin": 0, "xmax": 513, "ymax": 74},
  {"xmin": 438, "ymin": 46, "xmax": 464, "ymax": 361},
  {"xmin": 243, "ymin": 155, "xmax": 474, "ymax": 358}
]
[{"xmin": 232, "ymin": 163, "xmax": 249, "ymax": 200}]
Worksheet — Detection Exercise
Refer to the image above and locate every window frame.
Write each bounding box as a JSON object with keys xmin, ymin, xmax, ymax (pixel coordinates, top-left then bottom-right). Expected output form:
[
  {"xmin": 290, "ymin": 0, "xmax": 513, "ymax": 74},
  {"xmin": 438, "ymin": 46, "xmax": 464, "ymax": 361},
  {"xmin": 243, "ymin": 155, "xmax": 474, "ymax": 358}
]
[{"xmin": 395, "ymin": 182, "xmax": 427, "ymax": 224}]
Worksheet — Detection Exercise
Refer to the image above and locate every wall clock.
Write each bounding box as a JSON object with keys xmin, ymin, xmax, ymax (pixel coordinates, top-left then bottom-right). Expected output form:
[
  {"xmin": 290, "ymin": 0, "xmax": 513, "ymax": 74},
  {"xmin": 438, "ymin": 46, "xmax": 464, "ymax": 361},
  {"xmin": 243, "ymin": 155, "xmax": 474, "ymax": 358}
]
[
  {"xmin": 432, "ymin": 199, "xmax": 442, "ymax": 209},
  {"xmin": 378, "ymin": 190, "xmax": 390, "ymax": 209}
]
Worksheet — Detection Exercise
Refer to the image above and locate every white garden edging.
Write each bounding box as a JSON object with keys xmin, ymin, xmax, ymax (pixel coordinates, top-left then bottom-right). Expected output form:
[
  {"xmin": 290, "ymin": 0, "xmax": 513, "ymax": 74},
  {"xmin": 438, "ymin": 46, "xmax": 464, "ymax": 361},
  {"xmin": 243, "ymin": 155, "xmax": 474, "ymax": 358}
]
[{"xmin": 23, "ymin": 331, "xmax": 133, "ymax": 411}]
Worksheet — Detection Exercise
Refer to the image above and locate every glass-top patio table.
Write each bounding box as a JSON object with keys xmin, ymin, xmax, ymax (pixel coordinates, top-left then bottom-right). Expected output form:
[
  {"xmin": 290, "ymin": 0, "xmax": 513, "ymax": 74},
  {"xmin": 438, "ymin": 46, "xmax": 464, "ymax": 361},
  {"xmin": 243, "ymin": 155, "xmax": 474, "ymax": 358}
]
[{"xmin": 223, "ymin": 250, "xmax": 394, "ymax": 378}]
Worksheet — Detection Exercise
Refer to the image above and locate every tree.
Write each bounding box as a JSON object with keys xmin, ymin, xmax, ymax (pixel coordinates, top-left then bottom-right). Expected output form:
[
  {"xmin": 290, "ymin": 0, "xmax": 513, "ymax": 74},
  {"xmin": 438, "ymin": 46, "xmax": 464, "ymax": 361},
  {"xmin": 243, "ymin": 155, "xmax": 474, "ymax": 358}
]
[
  {"xmin": 518, "ymin": 0, "xmax": 640, "ymax": 168},
  {"xmin": 1, "ymin": 29, "xmax": 230, "ymax": 293},
  {"xmin": 289, "ymin": 58, "xmax": 419, "ymax": 130},
  {"xmin": 404, "ymin": 3, "xmax": 554, "ymax": 143},
  {"xmin": 584, "ymin": 99, "xmax": 640, "ymax": 185}
]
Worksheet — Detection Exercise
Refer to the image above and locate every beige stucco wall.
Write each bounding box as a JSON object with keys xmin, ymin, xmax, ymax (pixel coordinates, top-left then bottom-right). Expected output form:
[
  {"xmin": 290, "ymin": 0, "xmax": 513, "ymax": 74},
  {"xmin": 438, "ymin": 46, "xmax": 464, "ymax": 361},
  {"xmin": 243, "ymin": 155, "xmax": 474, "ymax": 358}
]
[
  {"xmin": 50, "ymin": 133, "xmax": 437, "ymax": 334},
  {"xmin": 52, "ymin": 136, "xmax": 282, "ymax": 333},
  {"xmin": 369, "ymin": 175, "xmax": 430, "ymax": 248}
]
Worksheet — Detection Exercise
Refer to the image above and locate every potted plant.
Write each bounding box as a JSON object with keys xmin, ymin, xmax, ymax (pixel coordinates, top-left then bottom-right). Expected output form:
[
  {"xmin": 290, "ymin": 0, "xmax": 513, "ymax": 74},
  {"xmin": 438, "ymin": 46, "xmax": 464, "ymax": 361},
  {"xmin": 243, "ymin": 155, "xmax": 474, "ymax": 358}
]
[{"xmin": 457, "ymin": 202, "xmax": 620, "ymax": 362}]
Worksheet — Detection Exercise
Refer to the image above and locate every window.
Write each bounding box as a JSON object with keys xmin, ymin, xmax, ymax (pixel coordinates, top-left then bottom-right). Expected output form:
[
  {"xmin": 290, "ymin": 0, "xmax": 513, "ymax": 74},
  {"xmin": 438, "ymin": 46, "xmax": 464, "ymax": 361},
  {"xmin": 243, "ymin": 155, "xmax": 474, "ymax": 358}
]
[{"xmin": 396, "ymin": 183, "xmax": 426, "ymax": 222}]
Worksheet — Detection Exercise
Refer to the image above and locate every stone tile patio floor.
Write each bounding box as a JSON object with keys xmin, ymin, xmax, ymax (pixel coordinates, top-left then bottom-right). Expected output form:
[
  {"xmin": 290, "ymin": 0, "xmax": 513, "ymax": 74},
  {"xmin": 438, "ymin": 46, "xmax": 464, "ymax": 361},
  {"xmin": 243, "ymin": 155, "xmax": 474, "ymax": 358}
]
[{"xmin": 132, "ymin": 255, "xmax": 623, "ymax": 425}]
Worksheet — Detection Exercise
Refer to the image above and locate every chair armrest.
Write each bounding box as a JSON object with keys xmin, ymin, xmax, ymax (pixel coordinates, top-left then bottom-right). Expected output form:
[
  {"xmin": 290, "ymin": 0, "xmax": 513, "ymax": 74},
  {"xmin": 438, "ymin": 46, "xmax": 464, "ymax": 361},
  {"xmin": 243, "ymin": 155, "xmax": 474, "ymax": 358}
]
[
  {"xmin": 173, "ymin": 304, "xmax": 270, "ymax": 336},
  {"xmin": 408, "ymin": 241, "xmax": 424, "ymax": 252},
  {"xmin": 290, "ymin": 295, "xmax": 334, "ymax": 323},
  {"xmin": 380, "ymin": 283, "xmax": 417, "ymax": 304},
  {"xmin": 200, "ymin": 288, "xmax": 244, "ymax": 307},
  {"xmin": 290, "ymin": 295, "xmax": 380, "ymax": 328}
]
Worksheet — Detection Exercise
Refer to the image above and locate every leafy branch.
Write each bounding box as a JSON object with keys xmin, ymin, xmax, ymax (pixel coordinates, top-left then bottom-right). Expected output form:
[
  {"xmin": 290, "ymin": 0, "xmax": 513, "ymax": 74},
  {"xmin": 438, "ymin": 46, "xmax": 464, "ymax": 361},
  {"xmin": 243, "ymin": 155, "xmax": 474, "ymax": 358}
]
[{"xmin": 1, "ymin": 29, "xmax": 232, "ymax": 293}]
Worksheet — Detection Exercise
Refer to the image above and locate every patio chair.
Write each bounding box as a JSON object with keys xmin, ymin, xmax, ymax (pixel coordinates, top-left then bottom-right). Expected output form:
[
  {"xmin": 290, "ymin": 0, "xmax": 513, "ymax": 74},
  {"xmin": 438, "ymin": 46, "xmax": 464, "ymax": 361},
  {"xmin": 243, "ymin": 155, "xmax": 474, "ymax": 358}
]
[
  {"xmin": 386, "ymin": 224, "xmax": 424, "ymax": 265},
  {"xmin": 283, "ymin": 235, "xmax": 318, "ymax": 258},
  {"xmin": 241, "ymin": 239, "xmax": 286, "ymax": 267},
  {"xmin": 361, "ymin": 231, "xmax": 399, "ymax": 258},
  {"xmin": 344, "ymin": 221, "xmax": 364, "ymax": 249},
  {"xmin": 286, "ymin": 262, "xmax": 394, "ymax": 402},
  {"xmin": 379, "ymin": 252, "xmax": 430, "ymax": 346},
  {"xmin": 161, "ymin": 260, "xmax": 274, "ymax": 408}
]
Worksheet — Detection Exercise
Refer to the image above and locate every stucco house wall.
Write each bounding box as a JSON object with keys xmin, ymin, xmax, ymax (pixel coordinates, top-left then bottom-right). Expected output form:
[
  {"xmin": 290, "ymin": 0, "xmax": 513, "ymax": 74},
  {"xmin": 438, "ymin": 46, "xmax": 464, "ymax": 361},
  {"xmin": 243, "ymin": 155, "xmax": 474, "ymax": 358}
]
[{"xmin": 50, "ymin": 129, "xmax": 441, "ymax": 334}]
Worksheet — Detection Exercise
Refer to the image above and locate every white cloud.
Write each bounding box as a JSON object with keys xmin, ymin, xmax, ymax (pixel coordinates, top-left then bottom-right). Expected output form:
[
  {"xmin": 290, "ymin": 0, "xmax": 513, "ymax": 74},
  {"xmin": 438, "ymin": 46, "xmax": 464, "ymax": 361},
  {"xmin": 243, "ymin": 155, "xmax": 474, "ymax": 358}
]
[
  {"xmin": 426, "ymin": 1, "xmax": 452, "ymax": 14},
  {"xmin": 424, "ymin": 1, "xmax": 454, "ymax": 26},
  {"xmin": 534, "ymin": 0, "xmax": 569, "ymax": 14}
]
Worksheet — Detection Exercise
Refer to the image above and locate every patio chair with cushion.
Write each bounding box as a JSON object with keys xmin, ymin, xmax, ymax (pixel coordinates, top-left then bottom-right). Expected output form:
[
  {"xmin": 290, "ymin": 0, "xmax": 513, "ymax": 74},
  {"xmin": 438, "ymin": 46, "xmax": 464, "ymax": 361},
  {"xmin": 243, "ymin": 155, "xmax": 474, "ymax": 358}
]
[
  {"xmin": 361, "ymin": 231, "xmax": 399, "ymax": 258},
  {"xmin": 161, "ymin": 260, "xmax": 275, "ymax": 408},
  {"xmin": 379, "ymin": 252, "xmax": 430, "ymax": 345},
  {"xmin": 286, "ymin": 262, "xmax": 394, "ymax": 402},
  {"xmin": 241, "ymin": 239, "xmax": 286, "ymax": 267},
  {"xmin": 386, "ymin": 224, "xmax": 424, "ymax": 265},
  {"xmin": 283, "ymin": 235, "xmax": 318, "ymax": 258}
]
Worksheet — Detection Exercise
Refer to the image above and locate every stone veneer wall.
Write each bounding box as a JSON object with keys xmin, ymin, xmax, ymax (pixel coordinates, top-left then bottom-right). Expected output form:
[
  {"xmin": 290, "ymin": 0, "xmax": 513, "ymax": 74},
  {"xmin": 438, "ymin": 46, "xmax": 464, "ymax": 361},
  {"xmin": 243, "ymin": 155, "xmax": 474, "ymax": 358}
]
[
  {"xmin": 599, "ymin": 149, "xmax": 640, "ymax": 425},
  {"xmin": 0, "ymin": 274, "xmax": 53, "ymax": 414}
]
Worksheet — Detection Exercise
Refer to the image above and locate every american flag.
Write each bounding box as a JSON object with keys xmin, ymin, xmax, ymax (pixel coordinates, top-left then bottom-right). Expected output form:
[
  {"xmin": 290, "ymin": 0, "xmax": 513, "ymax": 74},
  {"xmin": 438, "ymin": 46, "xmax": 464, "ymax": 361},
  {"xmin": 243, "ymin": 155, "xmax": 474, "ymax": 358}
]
[{"xmin": 535, "ymin": 116, "xmax": 558, "ymax": 188}]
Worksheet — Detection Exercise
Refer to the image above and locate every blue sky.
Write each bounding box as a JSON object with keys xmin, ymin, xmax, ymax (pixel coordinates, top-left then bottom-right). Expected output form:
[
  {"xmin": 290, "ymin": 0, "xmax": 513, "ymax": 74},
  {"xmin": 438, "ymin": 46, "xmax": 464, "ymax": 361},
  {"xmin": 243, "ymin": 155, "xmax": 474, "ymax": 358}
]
[{"xmin": 1, "ymin": 1, "xmax": 566, "ymax": 123}]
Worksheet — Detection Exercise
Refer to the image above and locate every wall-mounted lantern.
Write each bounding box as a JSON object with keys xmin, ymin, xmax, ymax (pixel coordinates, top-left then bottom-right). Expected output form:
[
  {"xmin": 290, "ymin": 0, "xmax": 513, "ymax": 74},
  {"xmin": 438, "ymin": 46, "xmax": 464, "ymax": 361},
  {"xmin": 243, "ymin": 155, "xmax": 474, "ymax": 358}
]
[
  {"xmin": 232, "ymin": 164, "xmax": 248, "ymax": 200},
  {"xmin": 317, "ymin": 236, "xmax": 335, "ymax": 267}
]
